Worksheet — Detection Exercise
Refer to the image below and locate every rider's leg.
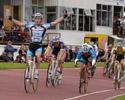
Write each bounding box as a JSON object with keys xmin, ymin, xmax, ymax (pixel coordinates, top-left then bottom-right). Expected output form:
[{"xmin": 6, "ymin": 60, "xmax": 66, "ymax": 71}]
[
  {"xmin": 35, "ymin": 48, "xmax": 42, "ymax": 69},
  {"xmin": 35, "ymin": 48, "xmax": 42, "ymax": 78},
  {"xmin": 26, "ymin": 49, "xmax": 33, "ymax": 78},
  {"xmin": 26, "ymin": 49, "xmax": 33, "ymax": 65}
]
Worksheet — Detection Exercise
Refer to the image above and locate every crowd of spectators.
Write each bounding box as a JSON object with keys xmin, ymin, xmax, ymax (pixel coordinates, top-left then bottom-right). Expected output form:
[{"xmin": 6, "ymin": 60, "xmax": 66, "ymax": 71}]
[{"xmin": 0, "ymin": 16, "xmax": 30, "ymax": 43}]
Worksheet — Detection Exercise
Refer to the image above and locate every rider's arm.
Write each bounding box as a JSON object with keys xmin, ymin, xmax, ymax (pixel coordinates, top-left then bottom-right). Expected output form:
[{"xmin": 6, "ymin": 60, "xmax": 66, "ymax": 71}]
[
  {"xmin": 50, "ymin": 11, "xmax": 68, "ymax": 26},
  {"xmin": 51, "ymin": 16, "xmax": 65, "ymax": 26},
  {"xmin": 12, "ymin": 19, "xmax": 24, "ymax": 26},
  {"xmin": 89, "ymin": 48, "xmax": 96, "ymax": 66},
  {"xmin": 95, "ymin": 45, "xmax": 99, "ymax": 56}
]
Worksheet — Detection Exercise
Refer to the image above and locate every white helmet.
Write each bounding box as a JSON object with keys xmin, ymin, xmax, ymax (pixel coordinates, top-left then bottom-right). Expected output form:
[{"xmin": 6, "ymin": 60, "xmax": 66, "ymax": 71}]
[
  {"xmin": 82, "ymin": 43, "xmax": 89, "ymax": 53},
  {"xmin": 34, "ymin": 13, "xmax": 43, "ymax": 18}
]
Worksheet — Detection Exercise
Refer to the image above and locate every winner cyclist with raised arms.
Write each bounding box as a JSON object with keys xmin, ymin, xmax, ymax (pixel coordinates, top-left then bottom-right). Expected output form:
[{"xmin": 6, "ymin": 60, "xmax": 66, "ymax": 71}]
[{"xmin": 9, "ymin": 10, "xmax": 69, "ymax": 78}]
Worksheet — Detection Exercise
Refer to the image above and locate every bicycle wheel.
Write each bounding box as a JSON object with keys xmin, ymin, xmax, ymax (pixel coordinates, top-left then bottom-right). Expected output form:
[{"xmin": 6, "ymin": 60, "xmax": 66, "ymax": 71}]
[
  {"xmin": 46, "ymin": 64, "xmax": 52, "ymax": 87},
  {"xmin": 51, "ymin": 71, "xmax": 58, "ymax": 87},
  {"xmin": 24, "ymin": 66, "xmax": 31, "ymax": 93},
  {"xmin": 79, "ymin": 67, "xmax": 88, "ymax": 94},
  {"xmin": 54, "ymin": 70, "xmax": 62, "ymax": 86},
  {"xmin": 113, "ymin": 70, "xmax": 121, "ymax": 90},
  {"xmin": 51, "ymin": 60, "xmax": 59, "ymax": 87},
  {"xmin": 31, "ymin": 67, "xmax": 39, "ymax": 92},
  {"xmin": 107, "ymin": 63, "xmax": 113, "ymax": 78},
  {"xmin": 103, "ymin": 63, "xmax": 108, "ymax": 76}
]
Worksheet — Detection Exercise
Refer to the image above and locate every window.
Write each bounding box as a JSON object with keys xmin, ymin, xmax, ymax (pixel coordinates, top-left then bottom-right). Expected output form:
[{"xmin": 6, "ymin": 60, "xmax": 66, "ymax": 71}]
[
  {"xmin": 78, "ymin": 9, "xmax": 95, "ymax": 32},
  {"xmin": 32, "ymin": 0, "xmax": 37, "ymax": 4},
  {"xmin": 78, "ymin": 9, "xmax": 84, "ymax": 31},
  {"xmin": 59, "ymin": 7, "xmax": 95, "ymax": 32},
  {"xmin": 84, "ymin": 10, "xmax": 95, "ymax": 31},
  {"xmin": 38, "ymin": 0, "xmax": 44, "ymax": 6},
  {"xmin": 32, "ymin": 6, "xmax": 37, "ymax": 14},
  {"xmin": 31, "ymin": 0, "xmax": 44, "ymax": 15},
  {"xmin": 96, "ymin": 4, "xmax": 112, "ymax": 27},
  {"xmin": 60, "ymin": 7, "xmax": 77, "ymax": 30},
  {"xmin": 46, "ymin": 6, "xmax": 57, "ymax": 29}
]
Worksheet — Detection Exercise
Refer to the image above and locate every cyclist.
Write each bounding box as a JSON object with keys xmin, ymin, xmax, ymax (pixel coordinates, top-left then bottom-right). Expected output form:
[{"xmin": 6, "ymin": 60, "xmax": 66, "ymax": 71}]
[
  {"xmin": 45, "ymin": 36, "xmax": 66, "ymax": 79},
  {"xmin": 10, "ymin": 12, "xmax": 68, "ymax": 78},
  {"xmin": 75, "ymin": 43, "xmax": 96, "ymax": 77},
  {"xmin": 104, "ymin": 44, "xmax": 113, "ymax": 61},
  {"xmin": 113, "ymin": 43, "xmax": 125, "ymax": 74},
  {"xmin": 102, "ymin": 44, "xmax": 115, "ymax": 77}
]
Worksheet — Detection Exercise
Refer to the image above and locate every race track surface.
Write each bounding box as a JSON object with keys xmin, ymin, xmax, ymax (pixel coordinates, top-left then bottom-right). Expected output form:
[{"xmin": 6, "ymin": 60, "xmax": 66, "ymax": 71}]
[{"xmin": 0, "ymin": 68, "xmax": 125, "ymax": 100}]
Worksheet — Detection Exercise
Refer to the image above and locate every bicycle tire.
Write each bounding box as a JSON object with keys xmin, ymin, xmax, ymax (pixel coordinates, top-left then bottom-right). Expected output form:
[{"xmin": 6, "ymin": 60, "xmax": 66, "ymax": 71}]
[
  {"xmin": 52, "ymin": 61, "xmax": 59, "ymax": 87},
  {"xmin": 79, "ymin": 67, "xmax": 88, "ymax": 94},
  {"xmin": 32, "ymin": 68, "xmax": 39, "ymax": 92},
  {"xmin": 113, "ymin": 69, "xmax": 121, "ymax": 90},
  {"xmin": 46, "ymin": 64, "xmax": 52, "ymax": 87},
  {"xmin": 79, "ymin": 79, "xmax": 84, "ymax": 94},
  {"xmin": 24, "ymin": 67, "xmax": 31, "ymax": 93},
  {"xmin": 107, "ymin": 63, "xmax": 113, "ymax": 78},
  {"xmin": 103, "ymin": 63, "xmax": 108, "ymax": 76}
]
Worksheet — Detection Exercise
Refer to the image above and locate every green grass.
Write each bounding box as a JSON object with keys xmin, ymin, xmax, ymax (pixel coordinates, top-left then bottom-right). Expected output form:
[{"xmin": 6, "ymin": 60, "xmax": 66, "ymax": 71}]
[
  {"xmin": 116, "ymin": 95, "xmax": 125, "ymax": 100},
  {"xmin": 0, "ymin": 61, "xmax": 106, "ymax": 69}
]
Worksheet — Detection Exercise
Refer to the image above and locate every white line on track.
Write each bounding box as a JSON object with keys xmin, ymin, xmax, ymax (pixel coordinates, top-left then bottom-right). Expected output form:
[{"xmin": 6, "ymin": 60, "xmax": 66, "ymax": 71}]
[
  {"xmin": 105, "ymin": 93, "xmax": 125, "ymax": 100},
  {"xmin": 64, "ymin": 87, "xmax": 125, "ymax": 100}
]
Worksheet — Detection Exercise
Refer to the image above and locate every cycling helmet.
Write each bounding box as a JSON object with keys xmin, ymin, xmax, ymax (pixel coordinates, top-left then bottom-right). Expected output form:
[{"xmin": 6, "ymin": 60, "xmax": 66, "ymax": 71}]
[
  {"xmin": 52, "ymin": 35, "xmax": 60, "ymax": 42},
  {"xmin": 34, "ymin": 13, "xmax": 43, "ymax": 18},
  {"xmin": 82, "ymin": 44, "xmax": 89, "ymax": 53}
]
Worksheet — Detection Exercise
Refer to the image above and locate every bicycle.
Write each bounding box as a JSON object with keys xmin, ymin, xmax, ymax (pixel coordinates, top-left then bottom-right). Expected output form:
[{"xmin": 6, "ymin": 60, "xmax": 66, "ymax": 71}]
[
  {"xmin": 24, "ymin": 57, "xmax": 39, "ymax": 93},
  {"xmin": 113, "ymin": 60, "xmax": 122, "ymax": 90},
  {"xmin": 78, "ymin": 62, "xmax": 89, "ymax": 94},
  {"xmin": 46, "ymin": 56, "xmax": 62, "ymax": 87},
  {"xmin": 103, "ymin": 61, "xmax": 113, "ymax": 78}
]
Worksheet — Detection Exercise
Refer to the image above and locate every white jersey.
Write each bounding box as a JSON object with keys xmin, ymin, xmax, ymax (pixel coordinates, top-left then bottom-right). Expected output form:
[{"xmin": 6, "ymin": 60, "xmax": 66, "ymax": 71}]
[{"xmin": 25, "ymin": 22, "xmax": 51, "ymax": 43}]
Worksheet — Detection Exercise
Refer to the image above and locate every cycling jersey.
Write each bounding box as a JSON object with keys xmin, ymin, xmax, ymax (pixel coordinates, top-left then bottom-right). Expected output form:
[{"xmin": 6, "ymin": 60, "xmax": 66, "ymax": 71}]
[
  {"xmin": 115, "ymin": 49, "xmax": 125, "ymax": 62},
  {"xmin": 26, "ymin": 22, "xmax": 51, "ymax": 56},
  {"xmin": 51, "ymin": 41, "xmax": 65, "ymax": 56},
  {"xmin": 76, "ymin": 46, "xmax": 96, "ymax": 65}
]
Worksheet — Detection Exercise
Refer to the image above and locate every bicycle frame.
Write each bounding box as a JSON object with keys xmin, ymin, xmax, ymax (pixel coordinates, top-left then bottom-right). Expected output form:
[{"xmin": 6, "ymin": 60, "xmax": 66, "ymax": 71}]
[{"xmin": 46, "ymin": 56, "xmax": 61, "ymax": 87}]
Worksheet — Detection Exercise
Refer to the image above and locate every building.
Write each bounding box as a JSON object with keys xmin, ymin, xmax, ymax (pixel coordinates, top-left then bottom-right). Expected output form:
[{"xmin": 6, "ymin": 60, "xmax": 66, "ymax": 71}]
[{"xmin": 1, "ymin": 0, "xmax": 125, "ymax": 46}]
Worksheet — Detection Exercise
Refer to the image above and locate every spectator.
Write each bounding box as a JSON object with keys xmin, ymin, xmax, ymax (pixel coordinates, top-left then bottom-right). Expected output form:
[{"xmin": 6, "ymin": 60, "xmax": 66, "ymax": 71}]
[
  {"xmin": 69, "ymin": 48, "xmax": 73, "ymax": 61},
  {"xmin": 16, "ymin": 44, "xmax": 27, "ymax": 63},
  {"xmin": 2, "ymin": 41, "xmax": 17, "ymax": 62}
]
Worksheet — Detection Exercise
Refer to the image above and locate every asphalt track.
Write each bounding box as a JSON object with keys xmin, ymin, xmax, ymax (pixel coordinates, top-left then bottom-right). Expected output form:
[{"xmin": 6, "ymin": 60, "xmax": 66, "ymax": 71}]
[{"xmin": 0, "ymin": 68, "xmax": 125, "ymax": 100}]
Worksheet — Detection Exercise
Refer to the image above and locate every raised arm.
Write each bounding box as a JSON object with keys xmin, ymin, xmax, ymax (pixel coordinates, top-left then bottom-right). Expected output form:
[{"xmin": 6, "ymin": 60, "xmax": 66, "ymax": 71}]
[
  {"xmin": 51, "ymin": 11, "xmax": 68, "ymax": 26},
  {"xmin": 51, "ymin": 16, "xmax": 65, "ymax": 26},
  {"xmin": 12, "ymin": 19, "xmax": 24, "ymax": 26},
  {"xmin": 8, "ymin": 16, "xmax": 24, "ymax": 26}
]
